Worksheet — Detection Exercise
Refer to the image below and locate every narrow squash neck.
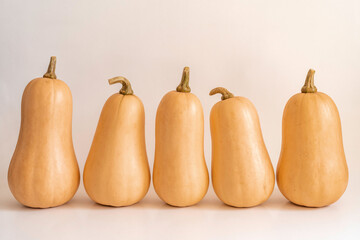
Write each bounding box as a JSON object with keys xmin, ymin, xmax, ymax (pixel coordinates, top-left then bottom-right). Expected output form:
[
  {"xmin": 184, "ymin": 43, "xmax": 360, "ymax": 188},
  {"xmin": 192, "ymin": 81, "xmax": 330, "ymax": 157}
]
[
  {"xmin": 43, "ymin": 56, "xmax": 57, "ymax": 79},
  {"xmin": 301, "ymin": 69, "xmax": 317, "ymax": 93},
  {"xmin": 176, "ymin": 67, "xmax": 191, "ymax": 93}
]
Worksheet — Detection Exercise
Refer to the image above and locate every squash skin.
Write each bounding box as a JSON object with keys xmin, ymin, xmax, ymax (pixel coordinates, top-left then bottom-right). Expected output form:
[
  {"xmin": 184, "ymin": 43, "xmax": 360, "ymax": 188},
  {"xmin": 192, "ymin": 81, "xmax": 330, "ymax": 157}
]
[
  {"xmin": 210, "ymin": 96, "xmax": 275, "ymax": 207},
  {"xmin": 277, "ymin": 92, "xmax": 348, "ymax": 207},
  {"xmin": 8, "ymin": 77, "xmax": 80, "ymax": 208},
  {"xmin": 83, "ymin": 93, "xmax": 150, "ymax": 207},
  {"xmin": 153, "ymin": 91, "xmax": 209, "ymax": 207}
]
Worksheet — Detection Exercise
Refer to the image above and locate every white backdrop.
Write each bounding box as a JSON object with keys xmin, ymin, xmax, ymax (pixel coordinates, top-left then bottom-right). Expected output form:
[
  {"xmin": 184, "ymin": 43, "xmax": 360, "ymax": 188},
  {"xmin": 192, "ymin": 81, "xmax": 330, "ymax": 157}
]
[{"xmin": 0, "ymin": 0, "xmax": 359, "ymax": 239}]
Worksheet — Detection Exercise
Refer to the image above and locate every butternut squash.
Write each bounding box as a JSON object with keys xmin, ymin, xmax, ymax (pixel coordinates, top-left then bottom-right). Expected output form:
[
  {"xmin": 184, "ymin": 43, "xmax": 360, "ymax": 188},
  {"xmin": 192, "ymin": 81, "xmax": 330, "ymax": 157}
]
[
  {"xmin": 210, "ymin": 87, "xmax": 275, "ymax": 207},
  {"xmin": 8, "ymin": 56, "xmax": 80, "ymax": 208},
  {"xmin": 153, "ymin": 67, "xmax": 209, "ymax": 207},
  {"xmin": 83, "ymin": 76, "xmax": 150, "ymax": 207},
  {"xmin": 277, "ymin": 69, "xmax": 348, "ymax": 207}
]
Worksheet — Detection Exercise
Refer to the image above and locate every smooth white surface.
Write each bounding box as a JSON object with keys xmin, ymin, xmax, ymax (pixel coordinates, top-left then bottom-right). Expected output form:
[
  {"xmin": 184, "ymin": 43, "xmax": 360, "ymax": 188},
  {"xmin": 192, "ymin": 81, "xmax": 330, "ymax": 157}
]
[{"xmin": 0, "ymin": 0, "xmax": 359, "ymax": 239}]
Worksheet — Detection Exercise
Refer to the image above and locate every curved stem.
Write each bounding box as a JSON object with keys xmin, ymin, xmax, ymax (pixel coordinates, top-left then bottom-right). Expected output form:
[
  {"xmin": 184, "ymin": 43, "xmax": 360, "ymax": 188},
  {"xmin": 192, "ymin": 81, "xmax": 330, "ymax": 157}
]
[
  {"xmin": 43, "ymin": 56, "xmax": 57, "ymax": 79},
  {"xmin": 209, "ymin": 87, "xmax": 234, "ymax": 100},
  {"xmin": 301, "ymin": 69, "xmax": 317, "ymax": 93},
  {"xmin": 108, "ymin": 76, "xmax": 134, "ymax": 95},
  {"xmin": 176, "ymin": 67, "xmax": 191, "ymax": 93}
]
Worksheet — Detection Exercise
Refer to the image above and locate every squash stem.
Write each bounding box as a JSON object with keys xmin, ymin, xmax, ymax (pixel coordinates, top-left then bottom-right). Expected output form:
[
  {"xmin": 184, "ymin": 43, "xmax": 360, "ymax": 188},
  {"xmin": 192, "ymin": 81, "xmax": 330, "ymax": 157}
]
[
  {"xmin": 176, "ymin": 67, "xmax": 191, "ymax": 93},
  {"xmin": 108, "ymin": 76, "xmax": 134, "ymax": 95},
  {"xmin": 43, "ymin": 56, "xmax": 57, "ymax": 79},
  {"xmin": 209, "ymin": 87, "xmax": 234, "ymax": 100},
  {"xmin": 301, "ymin": 69, "xmax": 317, "ymax": 93}
]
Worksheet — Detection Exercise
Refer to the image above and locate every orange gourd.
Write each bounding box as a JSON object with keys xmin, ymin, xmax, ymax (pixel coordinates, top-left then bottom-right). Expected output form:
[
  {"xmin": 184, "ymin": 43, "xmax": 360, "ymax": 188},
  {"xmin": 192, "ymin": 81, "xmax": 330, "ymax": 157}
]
[
  {"xmin": 83, "ymin": 76, "xmax": 150, "ymax": 207},
  {"xmin": 210, "ymin": 87, "xmax": 275, "ymax": 207},
  {"xmin": 277, "ymin": 69, "xmax": 348, "ymax": 207},
  {"xmin": 153, "ymin": 67, "xmax": 209, "ymax": 207},
  {"xmin": 8, "ymin": 57, "xmax": 80, "ymax": 208}
]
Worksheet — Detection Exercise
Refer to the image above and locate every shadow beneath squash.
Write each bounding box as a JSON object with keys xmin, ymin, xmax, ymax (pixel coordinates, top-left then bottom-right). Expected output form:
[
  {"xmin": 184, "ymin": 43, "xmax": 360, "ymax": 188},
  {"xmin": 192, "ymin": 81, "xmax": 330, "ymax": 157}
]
[{"xmin": 0, "ymin": 187, "xmax": 325, "ymax": 212}]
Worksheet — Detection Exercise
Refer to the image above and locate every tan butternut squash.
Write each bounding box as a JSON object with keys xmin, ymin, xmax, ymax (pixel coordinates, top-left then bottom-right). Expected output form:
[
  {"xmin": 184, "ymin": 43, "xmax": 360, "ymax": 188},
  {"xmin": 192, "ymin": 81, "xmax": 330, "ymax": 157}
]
[
  {"xmin": 210, "ymin": 87, "xmax": 275, "ymax": 207},
  {"xmin": 83, "ymin": 76, "xmax": 150, "ymax": 207},
  {"xmin": 153, "ymin": 67, "xmax": 209, "ymax": 207},
  {"xmin": 277, "ymin": 69, "xmax": 348, "ymax": 207},
  {"xmin": 8, "ymin": 56, "xmax": 80, "ymax": 208}
]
